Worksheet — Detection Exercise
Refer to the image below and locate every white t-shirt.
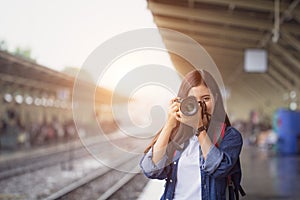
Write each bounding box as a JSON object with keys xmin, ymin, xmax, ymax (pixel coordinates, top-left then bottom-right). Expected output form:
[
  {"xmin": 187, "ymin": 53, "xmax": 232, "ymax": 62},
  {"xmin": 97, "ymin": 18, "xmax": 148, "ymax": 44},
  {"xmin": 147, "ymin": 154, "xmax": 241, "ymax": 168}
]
[{"xmin": 173, "ymin": 135, "xmax": 202, "ymax": 200}]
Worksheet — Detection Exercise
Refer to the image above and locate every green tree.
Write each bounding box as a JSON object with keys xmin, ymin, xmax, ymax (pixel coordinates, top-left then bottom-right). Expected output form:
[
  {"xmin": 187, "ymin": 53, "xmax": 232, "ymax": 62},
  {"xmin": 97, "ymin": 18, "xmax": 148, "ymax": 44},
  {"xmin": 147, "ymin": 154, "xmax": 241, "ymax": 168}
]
[
  {"xmin": 13, "ymin": 46, "xmax": 36, "ymax": 62},
  {"xmin": 0, "ymin": 40, "xmax": 8, "ymax": 51}
]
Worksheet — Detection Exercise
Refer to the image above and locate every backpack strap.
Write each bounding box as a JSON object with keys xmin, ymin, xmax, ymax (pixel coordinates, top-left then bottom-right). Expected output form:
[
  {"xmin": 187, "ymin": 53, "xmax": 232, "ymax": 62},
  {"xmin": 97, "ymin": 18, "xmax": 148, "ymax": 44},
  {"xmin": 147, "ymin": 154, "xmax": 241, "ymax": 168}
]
[
  {"xmin": 228, "ymin": 175, "xmax": 246, "ymax": 200},
  {"xmin": 214, "ymin": 123, "xmax": 226, "ymax": 148},
  {"xmin": 227, "ymin": 176, "xmax": 235, "ymax": 200},
  {"xmin": 214, "ymin": 124, "xmax": 246, "ymax": 199}
]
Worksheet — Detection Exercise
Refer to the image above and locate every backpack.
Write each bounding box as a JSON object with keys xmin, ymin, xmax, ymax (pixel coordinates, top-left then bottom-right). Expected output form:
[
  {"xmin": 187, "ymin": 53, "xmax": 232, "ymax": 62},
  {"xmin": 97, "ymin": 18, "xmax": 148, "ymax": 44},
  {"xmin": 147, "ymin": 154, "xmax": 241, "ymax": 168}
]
[{"xmin": 215, "ymin": 124, "xmax": 246, "ymax": 200}]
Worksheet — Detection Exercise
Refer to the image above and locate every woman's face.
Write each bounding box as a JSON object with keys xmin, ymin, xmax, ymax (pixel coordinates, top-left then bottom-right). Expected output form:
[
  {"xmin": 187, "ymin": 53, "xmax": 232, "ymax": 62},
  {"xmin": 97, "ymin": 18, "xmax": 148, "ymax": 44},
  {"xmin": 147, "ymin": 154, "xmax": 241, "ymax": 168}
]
[{"xmin": 188, "ymin": 83, "xmax": 214, "ymax": 117}]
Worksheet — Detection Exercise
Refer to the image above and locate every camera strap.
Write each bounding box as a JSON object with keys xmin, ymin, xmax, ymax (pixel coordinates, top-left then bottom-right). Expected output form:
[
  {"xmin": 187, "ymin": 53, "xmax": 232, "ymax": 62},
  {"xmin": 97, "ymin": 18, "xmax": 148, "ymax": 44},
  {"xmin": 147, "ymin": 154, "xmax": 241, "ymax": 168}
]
[{"xmin": 200, "ymin": 100, "xmax": 211, "ymax": 128}]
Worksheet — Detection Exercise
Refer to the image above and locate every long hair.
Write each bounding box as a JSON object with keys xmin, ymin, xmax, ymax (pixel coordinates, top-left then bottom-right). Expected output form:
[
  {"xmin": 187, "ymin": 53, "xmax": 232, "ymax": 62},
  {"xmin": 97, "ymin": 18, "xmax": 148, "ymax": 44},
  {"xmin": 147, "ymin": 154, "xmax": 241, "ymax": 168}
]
[{"xmin": 144, "ymin": 70, "xmax": 230, "ymax": 159}]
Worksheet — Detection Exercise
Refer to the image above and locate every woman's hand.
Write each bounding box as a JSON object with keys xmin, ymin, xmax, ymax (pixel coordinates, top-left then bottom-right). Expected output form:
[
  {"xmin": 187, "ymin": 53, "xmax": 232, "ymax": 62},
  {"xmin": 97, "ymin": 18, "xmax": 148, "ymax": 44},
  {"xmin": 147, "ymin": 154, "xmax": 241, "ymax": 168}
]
[
  {"xmin": 165, "ymin": 98, "xmax": 180, "ymax": 129},
  {"xmin": 152, "ymin": 98, "xmax": 180, "ymax": 164},
  {"xmin": 176, "ymin": 104, "xmax": 203, "ymax": 129}
]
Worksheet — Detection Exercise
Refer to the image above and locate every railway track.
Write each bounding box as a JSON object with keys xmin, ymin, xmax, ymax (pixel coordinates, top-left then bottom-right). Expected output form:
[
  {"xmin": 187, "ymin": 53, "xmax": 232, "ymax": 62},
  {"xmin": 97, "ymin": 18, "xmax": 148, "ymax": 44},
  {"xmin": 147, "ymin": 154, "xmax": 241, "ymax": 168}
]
[
  {"xmin": 45, "ymin": 153, "xmax": 143, "ymax": 200},
  {"xmin": 0, "ymin": 136, "xmax": 127, "ymax": 180},
  {"xmin": 0, "ymin": 135, "xmax": 149, "ymax": 199}
]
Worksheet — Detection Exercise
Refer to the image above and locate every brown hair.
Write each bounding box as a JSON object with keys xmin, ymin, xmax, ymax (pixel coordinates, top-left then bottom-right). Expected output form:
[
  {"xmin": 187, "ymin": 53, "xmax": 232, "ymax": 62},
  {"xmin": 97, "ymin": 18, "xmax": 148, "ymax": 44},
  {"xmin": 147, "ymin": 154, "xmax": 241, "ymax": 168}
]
[{"xmin": 144, "ymin": 70, "xmax": 230, "ymax": 156}]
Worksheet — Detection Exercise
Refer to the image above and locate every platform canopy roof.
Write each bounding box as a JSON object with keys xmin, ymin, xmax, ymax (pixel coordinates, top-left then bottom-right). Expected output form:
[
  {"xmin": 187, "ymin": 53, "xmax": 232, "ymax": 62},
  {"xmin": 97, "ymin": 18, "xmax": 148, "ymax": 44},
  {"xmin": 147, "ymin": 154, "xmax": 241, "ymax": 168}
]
[
  {"xmin": 147, "ymin": 0, "xmax": 300, "ymax": 119},
  {"xmin": 0, "ymin": 50, "xmax": 127, "ymax": 104}
]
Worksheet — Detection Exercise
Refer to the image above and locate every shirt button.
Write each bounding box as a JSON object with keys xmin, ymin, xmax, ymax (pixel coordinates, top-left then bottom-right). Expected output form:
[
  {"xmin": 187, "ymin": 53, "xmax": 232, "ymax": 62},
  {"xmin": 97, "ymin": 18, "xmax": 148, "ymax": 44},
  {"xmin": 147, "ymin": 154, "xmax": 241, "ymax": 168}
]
[
  {"xmin": 204, "ymin": 184, "xmax": 206, "ymax": 189},
  {"xmin": 170, "ymin": 179, "xmax": 173, "ymax": 183},
  {"xmin": 174, "ymin": 161, "xmax": 176, "ymax": 165}
]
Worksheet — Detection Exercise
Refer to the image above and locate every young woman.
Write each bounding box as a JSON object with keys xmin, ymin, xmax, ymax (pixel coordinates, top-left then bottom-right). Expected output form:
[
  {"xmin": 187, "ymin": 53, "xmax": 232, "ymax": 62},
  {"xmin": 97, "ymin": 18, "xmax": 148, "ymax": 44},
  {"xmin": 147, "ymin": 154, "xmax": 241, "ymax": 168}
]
[{"xmin": 140, "ymin": 70, "xmax": 245, "ymax": 200}]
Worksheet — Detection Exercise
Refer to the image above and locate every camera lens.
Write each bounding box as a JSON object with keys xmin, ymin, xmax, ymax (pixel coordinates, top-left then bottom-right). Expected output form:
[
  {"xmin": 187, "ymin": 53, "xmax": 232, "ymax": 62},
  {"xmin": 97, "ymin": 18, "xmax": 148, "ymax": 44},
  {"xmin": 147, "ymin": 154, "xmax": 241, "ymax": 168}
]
[{"xmin": 180, "ymin": 96, "xmax": 198, "ymax": 116}]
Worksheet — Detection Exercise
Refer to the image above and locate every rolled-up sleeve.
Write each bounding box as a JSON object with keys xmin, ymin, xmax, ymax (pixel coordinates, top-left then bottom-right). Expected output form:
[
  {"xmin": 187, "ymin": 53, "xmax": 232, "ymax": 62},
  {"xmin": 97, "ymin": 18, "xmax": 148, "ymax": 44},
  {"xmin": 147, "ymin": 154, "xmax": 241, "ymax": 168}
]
[
  {"xmin": 200, "ymin": 127, "xmax": 243, "ymax": 178},
  {"xmin": 140, "ymin": 147, "xmax": 169, "ymax": 179},
  {"xmin": 201, "ymin": 145, "xmax": 223, "ymax": 173}
]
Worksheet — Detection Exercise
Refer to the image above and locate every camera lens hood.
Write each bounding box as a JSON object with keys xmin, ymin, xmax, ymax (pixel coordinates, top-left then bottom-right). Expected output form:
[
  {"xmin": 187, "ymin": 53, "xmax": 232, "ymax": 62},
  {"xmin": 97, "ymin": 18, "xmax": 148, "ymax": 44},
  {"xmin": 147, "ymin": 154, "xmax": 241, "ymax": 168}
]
[{"xmin": 180, "ymin": 96, "xmax": 199, "ymax": 116}]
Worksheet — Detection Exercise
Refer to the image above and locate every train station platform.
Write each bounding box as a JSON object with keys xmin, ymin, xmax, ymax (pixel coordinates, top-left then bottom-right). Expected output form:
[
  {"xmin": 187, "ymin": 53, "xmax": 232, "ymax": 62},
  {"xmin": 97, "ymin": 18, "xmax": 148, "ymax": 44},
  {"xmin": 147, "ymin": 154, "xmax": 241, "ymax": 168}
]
[
  {"xmin": 138, "ymin": 144, "xmax": 300, "ymax": 200},
  {"xmin": 0, "ymin": 131, "xmax": 126, "ymax": 164},
  {"xmin": 138, "ymin": 179, "xmax": 164, "ymax": 200}
]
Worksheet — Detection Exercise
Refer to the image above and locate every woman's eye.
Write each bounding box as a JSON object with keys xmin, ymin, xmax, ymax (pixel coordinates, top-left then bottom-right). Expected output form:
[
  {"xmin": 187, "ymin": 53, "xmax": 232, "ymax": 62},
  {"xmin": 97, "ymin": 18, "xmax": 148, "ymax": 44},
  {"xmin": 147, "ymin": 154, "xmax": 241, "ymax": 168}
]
[{"xmin": 202, "ymin": 97, "xmax": 210, "ymax": 102}]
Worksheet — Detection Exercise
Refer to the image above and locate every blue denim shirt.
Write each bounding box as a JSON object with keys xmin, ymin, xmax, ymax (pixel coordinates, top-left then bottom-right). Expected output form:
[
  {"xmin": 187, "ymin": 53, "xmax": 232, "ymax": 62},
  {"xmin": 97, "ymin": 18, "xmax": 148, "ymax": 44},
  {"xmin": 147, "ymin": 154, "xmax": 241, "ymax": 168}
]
[{"xmin": 140, "ymin": 126, "xmax": 243, "ymax": 200}]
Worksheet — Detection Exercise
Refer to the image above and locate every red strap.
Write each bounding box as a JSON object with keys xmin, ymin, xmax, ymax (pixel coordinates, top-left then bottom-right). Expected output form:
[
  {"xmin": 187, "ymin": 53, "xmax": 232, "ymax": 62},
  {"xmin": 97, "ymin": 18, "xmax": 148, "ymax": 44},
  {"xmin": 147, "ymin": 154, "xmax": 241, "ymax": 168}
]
[
  {"xmin": 227, "ymin": 175, "xmax": 232, "ymax": 185},
  {"xmin": 221, "ymin": 123, "xmax": 226, "ymax": 139},
  {"xmin": 214, "ymin": 123, "xmax": 226, "ymax": 148},
  {"xmin": 213, "ymin": 131, "xmax": 218, "ymax": 145},
  {"xmin": 173, "ymin": 150, "xmax": 177, "ymax": 157}
]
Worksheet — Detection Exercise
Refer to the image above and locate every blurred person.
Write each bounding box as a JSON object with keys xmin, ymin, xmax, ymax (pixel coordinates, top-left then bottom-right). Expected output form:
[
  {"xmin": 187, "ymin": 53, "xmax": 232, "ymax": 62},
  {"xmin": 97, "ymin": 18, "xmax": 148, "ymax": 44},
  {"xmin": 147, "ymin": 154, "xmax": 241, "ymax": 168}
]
[
  {"xmin": 17, "ymin": 119, "xmax": 30, "ymax": 148},
  {"xmin": 52, "ymin": 117, "xmax": 65, "ymax": 141},
  {"xmin": 64, "ymin": 120, "xmax": 76, "ymax": 139},
  {"xmin": 38, "ymin": 118, "xmax": 56, "ymax": 143},
  {"xmin": 0, "ymin": 118, "xmax": 7, "ymax": 149},
  {"xmin": 140, "ymin": 70, "xmax": 245, "ymax": 200},
  {"xmin": 29, "ymin": 121, "xmax": 41, "ymax": 146},
  {"xmin": 1, "ymin": 109, "xmax": 19, "ymax": 150}
]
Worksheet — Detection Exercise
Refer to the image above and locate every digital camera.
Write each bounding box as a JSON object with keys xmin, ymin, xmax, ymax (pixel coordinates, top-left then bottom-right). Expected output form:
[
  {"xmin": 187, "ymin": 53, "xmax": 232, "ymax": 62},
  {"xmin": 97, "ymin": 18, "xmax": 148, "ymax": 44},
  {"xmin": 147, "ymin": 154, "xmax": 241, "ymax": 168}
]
[{"xmin": 176, "ymin": 96, "xmax": 199, "ymax": 116}]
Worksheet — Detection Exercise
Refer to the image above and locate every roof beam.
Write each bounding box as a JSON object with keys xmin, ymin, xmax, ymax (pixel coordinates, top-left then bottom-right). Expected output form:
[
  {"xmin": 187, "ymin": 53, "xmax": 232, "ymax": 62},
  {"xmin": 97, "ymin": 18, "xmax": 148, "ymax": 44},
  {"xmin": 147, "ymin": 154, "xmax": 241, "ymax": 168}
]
[
  {"xmin": 282, "ymin": 23, "xmax": 300, "ymax": 35},
  {"xmin": 242, "ymin": 78, "xmax": 285, "ymax": 115},
  {"xmin": 266, "ymin": 72, "xmax": 288, "ymax": 90},
  {"xmin": 280, "ymin": 0, "xmax": 300, "ymax": 34},
  {"xmin": 153, "ymin": 16, "xmax": 263, "ymax": 42},
  {"xmin": 148, "ymin": 1, "xmax": 273, "ymax": 30},
  {"xmin": 162, "ymin": 39, "xmax": 242, "ymax": 77},
  {"xmin": 163, "ymin": 37, "xmax": 243, "ymax": 55},
  {"xmin": 194, "ymin": 0, "xmax": 299, "ymax": 26},
  {"xmin": 148, "ymin": 2, "xmax": 300, "ymax": 42},
  {"xmin": 0, "ymin": 51, "xmax": 74, "ymax": 83},
  {"xmin": 281, "ymin": 0, "xmax": 300, "ymax": 24},
  {"xmin": 161, "ymin": 31, "xmax": 256, "ymax": 51},
  {"xmin": 245, "ymin": 73, "xmax": 286, "ymax": 97},
  {"xmin": 269, "ymin": 54, "xmax": 300, "ymax": 86},
  {"xmin": 193, "ymin": 0, "xmax": 291, "ymax": 12},
  {"xmin": 230, "ymin": 79, "xmax": 267, "ymax": 105},
  {"xmin": 268, "ymin": 66, "xmax": 294, "ymax": 89},
  {"xmin": 0, "ymin": 72, "xmax": 59, "ymax": 92},
  {"xmin": 271, "ymin": 43, "xmax": 300, "ymax": 71},
  {"xmin": 281, "ymin": 30, "xmax": 300, "ymax": 51},
  {"xmin": 294, "ymin": 11, "xmax": 300, "ymax": 23},
  {"xmin": 191, "ymin": 34, "xmax": 255, "ymax": 50},
  {"xmin": 259, "ymin": 0, "xmax": 300, "ymax": 46},
  {"xmin": 261, "ymin": 74, "xmax": 286, "ymax": 93},
  {"xmin": 204, "ymin": 46, "xmax": 242, "ymax": 57}
]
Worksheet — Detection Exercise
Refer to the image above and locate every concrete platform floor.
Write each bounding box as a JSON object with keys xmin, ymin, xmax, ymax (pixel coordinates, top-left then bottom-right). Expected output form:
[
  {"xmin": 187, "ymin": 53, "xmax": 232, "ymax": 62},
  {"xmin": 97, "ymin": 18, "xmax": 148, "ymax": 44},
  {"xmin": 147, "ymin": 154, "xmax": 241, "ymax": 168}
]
[
  {"xmin": 139, "ymin": 145, "xmax": 300, "ymax": 200},
  {"xmin": 241, "ymin": 145, "xmax": 300, "ymax": 200}
]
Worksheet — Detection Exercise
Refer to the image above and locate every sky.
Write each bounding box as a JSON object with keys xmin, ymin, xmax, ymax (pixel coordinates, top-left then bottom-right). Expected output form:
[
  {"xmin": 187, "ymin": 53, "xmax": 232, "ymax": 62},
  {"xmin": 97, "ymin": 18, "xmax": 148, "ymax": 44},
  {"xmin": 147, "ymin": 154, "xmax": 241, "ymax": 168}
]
[
  {"xmin": 0, "ymin": 0, "xmax": 160, "ymax": 72},
  {"xmin": 0, "ymin": 0, "xmax": 180, "ymax": 130}
]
